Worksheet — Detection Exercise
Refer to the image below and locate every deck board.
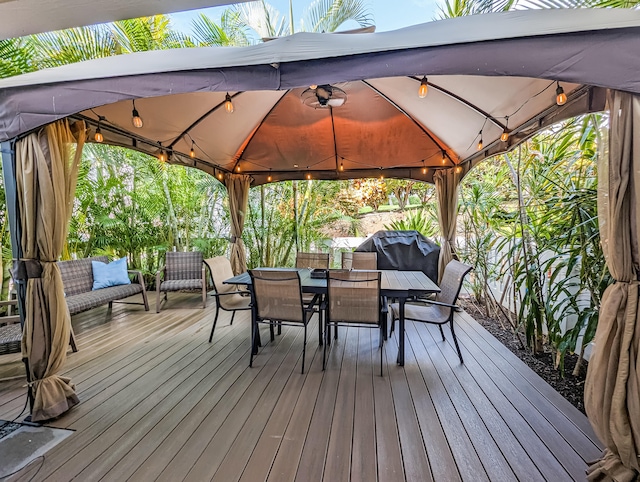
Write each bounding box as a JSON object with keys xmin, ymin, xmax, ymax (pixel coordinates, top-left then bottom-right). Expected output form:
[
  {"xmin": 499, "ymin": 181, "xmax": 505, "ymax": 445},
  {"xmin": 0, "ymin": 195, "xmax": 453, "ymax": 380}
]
[{"xmin": 0, "ymin": 293, "xmax": 603, "ymax": 482}]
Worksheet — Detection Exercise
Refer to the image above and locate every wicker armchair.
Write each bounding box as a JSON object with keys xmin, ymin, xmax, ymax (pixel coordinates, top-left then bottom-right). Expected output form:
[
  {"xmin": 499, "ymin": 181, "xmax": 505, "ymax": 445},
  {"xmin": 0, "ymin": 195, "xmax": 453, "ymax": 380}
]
[
  {"xmin": 204, "ymin": 257, "xmax": 251, "ymax": 342},
  {"xmin": 156, "ymin": 251, "xmax": 206, "ymax": 312},
  {"xmin": 324, "ymin": 270, "xmax": 386, "ymax": 375},
  {"xmin": 390, "ymin": 260, "xmax": 472, "ymax": 364},
  {"xmin": 0, "ymin": 299, "xmax": 21, "ymax": 356},
  {"xmin": 341, "ymin": 251, "xmax": 377, "ymax": 270},
  {"xmin": 249, "ymin": 269, "xmax": 317, "ymax": 373}
]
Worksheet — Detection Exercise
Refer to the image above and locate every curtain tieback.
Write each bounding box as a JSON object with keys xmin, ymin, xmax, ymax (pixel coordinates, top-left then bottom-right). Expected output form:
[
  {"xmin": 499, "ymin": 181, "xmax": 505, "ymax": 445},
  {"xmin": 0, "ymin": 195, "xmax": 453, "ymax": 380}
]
[
  {"xmin": 12, "ymin": 259, "xmax": 43, "ymax": 280},
  {"xmin": 228, "ymin": 235, "xmax": 237, "ymax": 243}
]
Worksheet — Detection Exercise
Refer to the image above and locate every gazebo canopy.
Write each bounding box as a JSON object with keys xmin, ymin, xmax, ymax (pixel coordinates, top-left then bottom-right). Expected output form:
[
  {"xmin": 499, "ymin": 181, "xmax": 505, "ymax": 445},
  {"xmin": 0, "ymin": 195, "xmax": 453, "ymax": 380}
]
[{"xmin": 1, "ymin": 8, "xmax": 639, "ymax": 185}]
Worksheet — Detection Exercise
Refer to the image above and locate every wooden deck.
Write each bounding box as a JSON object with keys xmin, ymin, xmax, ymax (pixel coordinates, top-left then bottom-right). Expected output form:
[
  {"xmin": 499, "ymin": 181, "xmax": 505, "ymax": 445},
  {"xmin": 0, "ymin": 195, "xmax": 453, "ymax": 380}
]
[{"xmin": 0, "ymin": 293, "xmax": 602, "ymax": 481}]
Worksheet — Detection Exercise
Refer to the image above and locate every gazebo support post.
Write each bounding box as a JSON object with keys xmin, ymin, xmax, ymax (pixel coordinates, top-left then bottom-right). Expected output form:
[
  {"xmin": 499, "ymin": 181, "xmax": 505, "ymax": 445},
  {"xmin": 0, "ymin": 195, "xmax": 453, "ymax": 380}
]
[{"xmin": 1, "ymin": 139, "xmax": 34, "ymax": 414}]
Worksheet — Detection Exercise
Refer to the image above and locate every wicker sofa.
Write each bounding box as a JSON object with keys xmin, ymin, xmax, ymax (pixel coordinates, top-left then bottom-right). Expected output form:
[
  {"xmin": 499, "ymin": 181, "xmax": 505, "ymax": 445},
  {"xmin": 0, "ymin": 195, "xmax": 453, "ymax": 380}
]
[{"xmin": 58, "ymin": 256, "xmax": 149, "ymax": 316}]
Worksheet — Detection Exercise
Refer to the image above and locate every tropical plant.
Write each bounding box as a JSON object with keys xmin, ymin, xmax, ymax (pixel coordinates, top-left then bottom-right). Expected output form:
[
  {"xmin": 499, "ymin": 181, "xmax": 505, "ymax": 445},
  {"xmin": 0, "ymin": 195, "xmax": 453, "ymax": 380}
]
[{"xmin": 384, "ymin": 207, "xmax": 439, "ymax": 238}]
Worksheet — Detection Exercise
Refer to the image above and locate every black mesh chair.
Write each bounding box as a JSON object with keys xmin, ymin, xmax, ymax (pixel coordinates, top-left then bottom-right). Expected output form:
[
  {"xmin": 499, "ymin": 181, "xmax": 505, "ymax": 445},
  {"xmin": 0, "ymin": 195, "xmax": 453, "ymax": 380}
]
[
  {"xmin": 390, "ymin": 260, "xmax": 472, "ymax": 364},
  {"xmin": 249, "ymin": 269, "xmax": 317, "ymax": 374},
  {"xmin": 324, "ymin": 270, "xmax": 387, "ymax": 375}
]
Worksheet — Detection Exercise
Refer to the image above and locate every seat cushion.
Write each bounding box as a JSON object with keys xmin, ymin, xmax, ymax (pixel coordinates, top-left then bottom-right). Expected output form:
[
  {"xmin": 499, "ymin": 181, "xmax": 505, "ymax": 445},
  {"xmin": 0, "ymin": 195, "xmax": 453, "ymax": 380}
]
[
  {"xmin": 66, "ymin": 283, "xmax": 143, "ymax": 315},
  {"xmin": 160, "ymin": 279, "xmax": 203, "ymax": 292},
  {"xmin": 391, "ymin": 302, "xmax": 450, "ymax": 324},
  {"xmin": 0, "ymin": 323, "xmax": 22, "ymax": 355}
]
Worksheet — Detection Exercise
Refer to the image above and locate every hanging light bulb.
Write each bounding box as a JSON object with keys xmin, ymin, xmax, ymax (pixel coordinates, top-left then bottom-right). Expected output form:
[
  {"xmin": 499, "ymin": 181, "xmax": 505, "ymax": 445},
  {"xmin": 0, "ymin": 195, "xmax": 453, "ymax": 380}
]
[
  {"xmin": 455, "ymin": 165, "xmax": 462, "ymax": 174},
  {"xmin": 224, "ymin": 93, "xmax": 234, "ymax": 114},
  {"xmin": 218, "ymin": 173, "xmax": 223, "ymax": 180},
  {"xmin": 131, "ymin": 100, "xmax": 143, "ymax": 128},
  {"xmin": 555, "ymin": 82, "xmax": 567, "ymax": 106},
  {"xmin": 94, "ymin": 125, "xmax": 103, "ymax": 143},
  {"xmin": 441, "ymin": 151, "xmax": 447, "ymax": 165},
  {"xmin": 501, "ymin": 116, "xmax": 510, "ymax": 142},
  {"xmin": 158, "ymin": 150, "xmax": 166, "ymax": 162},
  {"xmin": 339, "ymin": 162, "xmax": 344, "ymax": 171},
  {"xmin": 476, "ymin": 130, "xmax": 483, "ymax": 151},
  {"xmin": 422, "ymin": 160, "xmax": 427, "ymax": 174},
  {"xmin": 418, "ymin": 76, "xmax": 428, "ymax": 99},
  {"xmin": 190, "ymin": 141, "xmax": 196, "ymax": 158},
  {"xmin": 267, "ymin": 171, "xmax": 272, "ymax": 182},
  {"xmin": 306, "ymin": 173, "xmax": 311, "ymax": 180}
]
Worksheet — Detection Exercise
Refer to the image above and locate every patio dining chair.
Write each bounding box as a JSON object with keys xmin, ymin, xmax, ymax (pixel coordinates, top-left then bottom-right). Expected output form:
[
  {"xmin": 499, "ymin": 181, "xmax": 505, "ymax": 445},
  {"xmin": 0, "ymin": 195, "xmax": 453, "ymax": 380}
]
[
  {"xmin": 341, "ymin": 251, "xmax": 377, "ymax": 270},
  {"xmin": 295, "ymin": 251, "xmax": 329, "ymax": 343},
  {"xmin": 249, "ymin": 269, "xmax": 317, "ymax": 373},
  {"xmin": 324, "ymin": 270, "xmax": 387, "ymax": 375},
  {"xmin": 204, "ymin": 257, "xmax": 251, "ymax": 343},
  {"xmin": 390, "ymin": 260, "xmax": 472, "ymax": 364},
  {"xmin": 156, "ymin": 251, "xmax": 207, "ymax": 312}
]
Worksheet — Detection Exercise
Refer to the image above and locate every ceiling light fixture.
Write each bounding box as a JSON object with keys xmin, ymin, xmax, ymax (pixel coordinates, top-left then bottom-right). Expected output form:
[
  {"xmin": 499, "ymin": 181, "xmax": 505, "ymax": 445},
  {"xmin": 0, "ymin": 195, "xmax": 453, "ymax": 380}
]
[
  {"xmin": 225, "ymin": 93, "xmax": 234, "ymax": 114},
  {"xmin": 555, "ymin": 82, "xmax": 567, "ymax": 106},
  {"xmin": 418, "ymin": 76, "xmax": 428, "ymax": 99},
  {"xmin": 301, "ymin": 84, "xmax": 347, "ymax": 108},
  {"xmin": 131, "ymin": 100, "xmax": 143, "ymax": 128}
]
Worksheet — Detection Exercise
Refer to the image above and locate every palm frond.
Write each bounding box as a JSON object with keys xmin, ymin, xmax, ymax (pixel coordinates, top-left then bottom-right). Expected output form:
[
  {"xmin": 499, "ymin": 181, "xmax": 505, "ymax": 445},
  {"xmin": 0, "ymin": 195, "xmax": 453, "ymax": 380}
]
[
  {"xmin": 31, "ymin": 25, "xmax": 116, "ymax": 69},
  {"xmin": 303, "ymin": 0, "xmax": 373, "ymax": 32},
  {"xmin": 0, "ymin": 38, "xmax": 35, "ymax": 78},
  {"xmin": 232, "ymin": 0, "xmax": 289, "ymax": 39},
  {"xmin": 191, "ymin": 12, "xmax": 250, "ymax": 46}
]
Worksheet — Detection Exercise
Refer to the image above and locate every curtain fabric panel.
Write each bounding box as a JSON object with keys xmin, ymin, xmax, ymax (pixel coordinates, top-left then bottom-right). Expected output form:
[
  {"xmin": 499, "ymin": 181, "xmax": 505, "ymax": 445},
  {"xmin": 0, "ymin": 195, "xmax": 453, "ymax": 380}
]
[
  {"xmin": 434, "ymin": 168, "xmax": 461, "ymax": 282},
  {"xmin": 585, "ymin": 91, "xmax": 640, "ymax": 481},
  {"xmin": 225, "ymin": 174, "xmax": 251, "ymax": 275},
  {"xmin": 16, "ymin": 119, "xmax": 85, "ymax": 422}
]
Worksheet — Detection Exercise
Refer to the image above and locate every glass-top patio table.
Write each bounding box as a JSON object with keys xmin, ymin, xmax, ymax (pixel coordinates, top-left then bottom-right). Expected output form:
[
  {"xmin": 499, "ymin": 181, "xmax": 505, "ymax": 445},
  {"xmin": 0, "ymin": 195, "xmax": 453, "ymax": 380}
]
[{"xmin": 224, "ymin": 268, "xmax": 440, "ymax": 366}]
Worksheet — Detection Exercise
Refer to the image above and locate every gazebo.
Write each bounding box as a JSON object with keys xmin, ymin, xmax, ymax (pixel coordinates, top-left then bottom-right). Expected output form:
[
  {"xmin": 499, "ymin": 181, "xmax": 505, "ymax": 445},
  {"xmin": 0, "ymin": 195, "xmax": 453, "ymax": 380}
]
[{"xmin": 1, "ymin": 9, "xmax": 639, "ymax": 480}]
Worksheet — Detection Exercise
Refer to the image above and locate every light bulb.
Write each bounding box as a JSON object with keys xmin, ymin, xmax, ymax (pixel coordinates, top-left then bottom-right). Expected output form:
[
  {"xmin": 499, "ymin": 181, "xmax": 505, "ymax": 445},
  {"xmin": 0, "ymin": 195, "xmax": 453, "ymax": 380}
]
[
  {"xmin": 441, "ymin": 153, "xmax": 447, "ymax": 165},
  {"xmin": 556, "ymin": 82, "xmax": 567, "ymax": 106},
  {"xmin": 500, "ymin": 130, "xmax": 509, "ymax": 142},
  {"xmin": 218, "ymin": 173, "xmax": 223, "ymax": 180},
  {"xmin": 267, "ymin": 174, "xmax": 272, "ymax": 182},
  {"xmin": 380, "ymin": 175, "xmax": 384, "ymax": 180},
  {"xmin": 306, "ymin": 173, "xmax": 311, "ymax": 180},
  {"xmin": 418, "ymin": 76, "xmax": 428, "ymax": 99},
  {"xmin": 310, "ymin": 84, "xmax": 318, "ymax": 90},
  {"xmin": 236, "ymin": 166, "xmax": 241, "ymax": 172},
  {"xmin": 190, "ymin": 147, "xmax": 195, "ymax": 158},
  {"xmin": 477, "ymin": 139, "xmax": 483, "ymax": 151},
  {"xmin": 455, "ymin": 166, "xmax": 462, "ymax": 174},
  {"xmin": 159, "ymin": 150, "xmax": 166, "ymax": 162},
  {"xmin": 422, "ymin": 167, "xmax": 427, "ymax": 174},
  {"xmin": 225, "ymin": 93, "xmax": 234, "ymax": 114},
  {"xmin": 94, "ymin": 126, "xmax": 103, "ymax": 143},
  {"xmin": 131, "ymin": 101, "xmax": 143, "ymax": 128},
  {"xmin": 339, "ymin": 162, "xmax": 344, "ymax": 171}
]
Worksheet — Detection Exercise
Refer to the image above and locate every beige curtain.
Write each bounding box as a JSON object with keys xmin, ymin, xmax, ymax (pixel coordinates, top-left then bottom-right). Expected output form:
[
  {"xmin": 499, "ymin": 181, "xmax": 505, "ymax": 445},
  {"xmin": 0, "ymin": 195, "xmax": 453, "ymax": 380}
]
[
  {"xmin": 584, "ymin": 91, "xmax": 640, "ymax": 481},
  {"xmin": 434, "ymin": 168, "xmax": 461, "ymax": 282},
  {"xmin": 17, "ymin": 120, "xmax": 85, "ymax": 422},
  {"xmin": 224, "ymin": 173, "xmax": 251, "ymax": 275}
]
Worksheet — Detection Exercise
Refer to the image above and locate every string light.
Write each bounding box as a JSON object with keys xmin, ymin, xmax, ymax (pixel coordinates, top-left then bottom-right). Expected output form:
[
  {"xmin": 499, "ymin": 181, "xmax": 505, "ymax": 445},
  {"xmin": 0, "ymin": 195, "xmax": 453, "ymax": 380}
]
[
  {"xmin": 501, "ymin": 116, "xmax": 510, "ymax": 142},
  {"xmin": 267, "ymin": 170, "xmax": 272, "ymax": 182},
  {"xmin": 422, "ymin": 160, "xmax": 427, "ymax": 175},
  {"xmin": 476, "ymin": 130, "xmax": 483, "ymax": 151},
  {"xmin": 418, "ymin": 76, "xmax": 428, "ymax": 99},
  {"xmin": 441, "ymin": 151, "xmax": 447, "ymax": 165},
  {"xmin": 190, "ymin": 141, "xmax": 196, "ymax": 158},
  {"xmin": 158, "ymin": 150, "xmax": 166, "ymax": 162},
  {"xmin": 131, "ymin": 100, "xmax": 143, "ymax": 128},
  {"xmin": 224, "ymin": 93, "xmax": 234, "ymax": 114},
  {"xmin": 339, "ymin": 161, "xmax": 344, "ymax": 171},
  {"xmin": 555, "ymin": 82, "xmax": 567, "ymax": 106},
  {"xmin": 306, "ymin": 173, "xmax": 311, "ymax": 180},
  {"xmin": 455, "ymin": 165, "xmax": 462, "ymax": 174},
  {"xmin": 94, "ymin": 124, "xmax": 103, "ymax": 143},
  {"xmin": 218, "ymin": 172, "xmax": 223, "ymax": 180},
  {"xmin": 236, "ymin": 166, "xmax": 241, "ymax": 172}
]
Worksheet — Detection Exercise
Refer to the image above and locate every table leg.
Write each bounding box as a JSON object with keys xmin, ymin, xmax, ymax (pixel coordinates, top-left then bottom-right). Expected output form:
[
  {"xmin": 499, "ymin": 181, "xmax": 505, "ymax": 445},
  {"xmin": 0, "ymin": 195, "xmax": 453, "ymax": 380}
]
[
  {"xmin": 397, "ymin": 297, "xmax": 406, "ymax": 366},
  {"xmin": 250, "ymin": 299, "xmax": 261, "ymax": 355}
]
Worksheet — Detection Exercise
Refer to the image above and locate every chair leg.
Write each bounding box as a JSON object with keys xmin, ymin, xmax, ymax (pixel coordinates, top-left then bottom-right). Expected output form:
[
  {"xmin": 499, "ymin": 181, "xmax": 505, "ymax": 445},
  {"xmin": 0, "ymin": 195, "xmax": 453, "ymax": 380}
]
[
  {"xmin": 270, "ymin": 322, "xmax": 275, "ymax": 342},
  {"xmin": 69, "ymin": 326, "xmax": 78, "ymax": 353},
  {"xmin": 209, "ymin": 304, "xmax": 220, "ymax": 343},
  {"xmin": 323, "ymin": 322, "xmax": 329, "ymax": 370},
  {"xmin": 230, "ymin": 310, "xmax": 236, "ymax": 326},
  {"xmin": 438, "ymin": 324, "xmax": 446, "ymax": 341},
  {"xmin": 302, "ymin": 324, "xmax": 307, "ymax": 374},
  {"xmin": 202, "ymin": 284, "xmax": 207, "ymax": 309},
  {"xmin": 450, "ymin": 320, "xmax": 464, "ymax": 364},
  {"xmin": 318, "ymin": 311, "xmax": 323, "ymax": 346},
  {"xmin": 250, "ymin": 319, "xmax": 257, "ymax": 367},
  {"xmin": 156, "ymin": 288, "xmax": 161, "ymax": 313},
  {"xmin": 277, "ymin": 321, "xmax": 282, "ymax": 335}
]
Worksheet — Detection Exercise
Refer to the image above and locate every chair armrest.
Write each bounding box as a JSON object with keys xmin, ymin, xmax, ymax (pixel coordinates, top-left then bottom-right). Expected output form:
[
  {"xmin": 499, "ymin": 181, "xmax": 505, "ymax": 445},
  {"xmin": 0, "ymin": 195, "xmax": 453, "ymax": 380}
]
[
  {"xmin": 419, "ymin": 299, "xmax": 461, "ymax": 311},
  {"xmin": 212, "ymin": 289, "xmax": 251, "ymax": 297},
  {"xmin": 128, "ymin": 270, "xmax": 146, "ymax": 288},
  {"xmin": 380, "ymin": 295, "xmax": 389, "ymax": 314},
  {"xmin": 155, "ymin": 267, "xmax": 165, "ymax": 287}
]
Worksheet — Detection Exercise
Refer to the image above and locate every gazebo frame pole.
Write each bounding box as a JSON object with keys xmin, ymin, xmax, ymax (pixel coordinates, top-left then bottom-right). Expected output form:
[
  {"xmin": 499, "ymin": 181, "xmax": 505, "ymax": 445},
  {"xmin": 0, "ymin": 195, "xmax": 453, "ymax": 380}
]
[{"xmin": 1, "ymin": 140, "xmax": 34, "ymax": 413}]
